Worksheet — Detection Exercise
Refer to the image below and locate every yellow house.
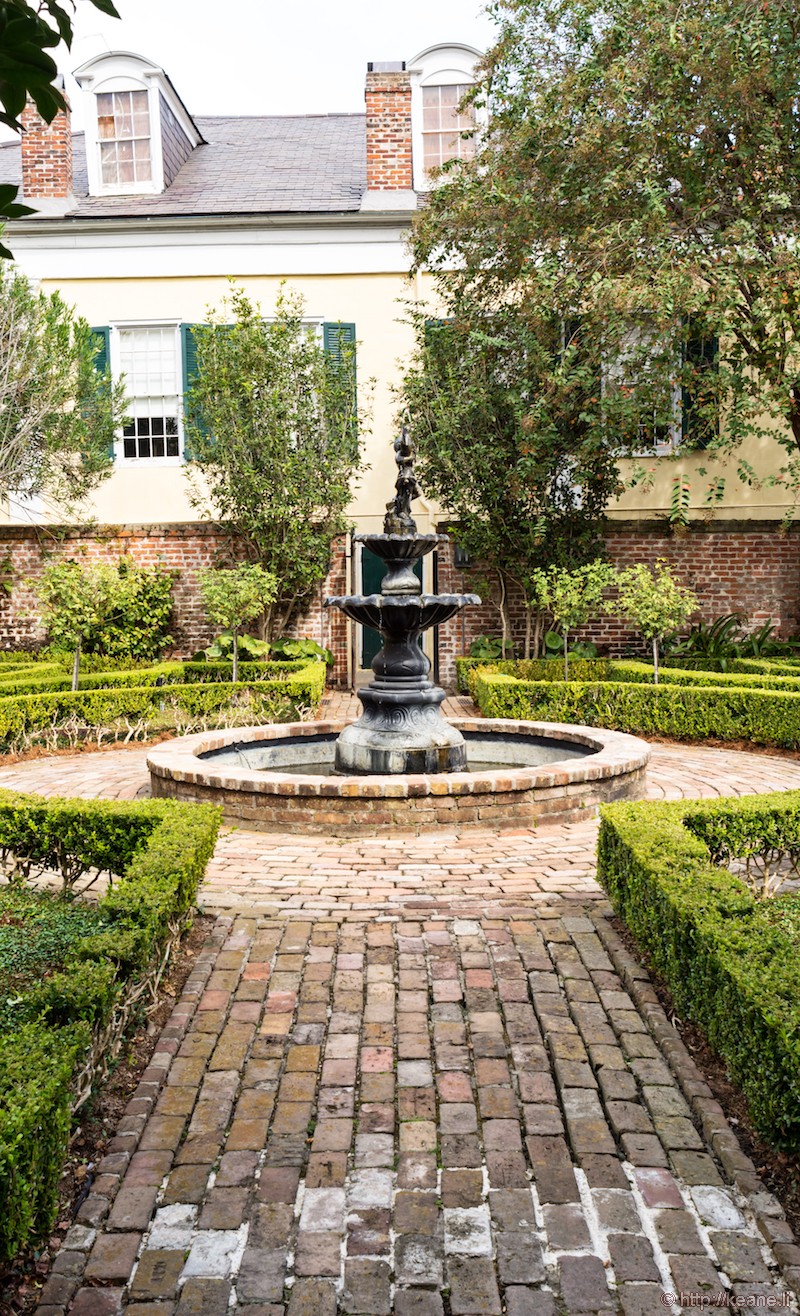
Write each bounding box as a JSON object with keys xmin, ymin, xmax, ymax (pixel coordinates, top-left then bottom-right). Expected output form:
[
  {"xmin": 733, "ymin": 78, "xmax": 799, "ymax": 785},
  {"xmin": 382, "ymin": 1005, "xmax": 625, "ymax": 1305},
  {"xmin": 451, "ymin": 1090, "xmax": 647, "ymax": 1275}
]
[{"xmin": 2, "ymin": 44, "xmax": 798, "ymax": 680}]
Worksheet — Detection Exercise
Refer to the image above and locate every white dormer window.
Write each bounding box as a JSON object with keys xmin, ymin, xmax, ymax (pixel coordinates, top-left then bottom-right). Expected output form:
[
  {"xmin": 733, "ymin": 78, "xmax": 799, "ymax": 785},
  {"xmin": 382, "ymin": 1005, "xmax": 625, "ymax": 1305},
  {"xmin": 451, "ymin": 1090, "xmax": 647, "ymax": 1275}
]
[
  {"xmin": 408, "ymin": 43, "xmax": 482, "ymax": 192},
  {"xmin": 421, "ymin": 84, "xmax": 476, "ymax": 173},
  {"xmin": 73, "ymin": 51, "xmax": 204, "ymax": 198},
  {"xmin": 97, "ymin": 89, "xmax": 152, "ymax": 186}
]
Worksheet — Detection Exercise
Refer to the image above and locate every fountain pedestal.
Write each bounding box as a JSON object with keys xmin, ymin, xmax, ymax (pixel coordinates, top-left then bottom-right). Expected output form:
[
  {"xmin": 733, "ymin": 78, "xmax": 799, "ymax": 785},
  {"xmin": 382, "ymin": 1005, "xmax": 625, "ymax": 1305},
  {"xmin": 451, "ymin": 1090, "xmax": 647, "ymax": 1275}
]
[{"xmin": 324, "ymin": 432, "xmax": 480, "ymax": 776}]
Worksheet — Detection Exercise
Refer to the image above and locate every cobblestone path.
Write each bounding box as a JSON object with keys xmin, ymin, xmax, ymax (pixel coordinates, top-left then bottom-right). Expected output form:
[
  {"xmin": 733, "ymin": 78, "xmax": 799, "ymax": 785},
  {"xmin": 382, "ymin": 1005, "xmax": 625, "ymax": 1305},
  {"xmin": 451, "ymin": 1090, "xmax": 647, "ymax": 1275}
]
[{"xmin": 15, "ymin": 696, "xmax": 800, "ymax": 1312}]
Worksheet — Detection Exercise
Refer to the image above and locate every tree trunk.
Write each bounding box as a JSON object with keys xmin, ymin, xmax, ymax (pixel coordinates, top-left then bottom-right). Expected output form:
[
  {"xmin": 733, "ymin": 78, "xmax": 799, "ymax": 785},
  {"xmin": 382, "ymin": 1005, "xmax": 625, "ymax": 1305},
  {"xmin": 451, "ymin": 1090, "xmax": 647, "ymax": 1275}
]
[
  {"xmin": 564, "ymin": 628, "xmax": 570, "ymax": 682},
  {"xmin": 232, "ymin": 631, "xmax": 239, "ymax": 684},
  {"xmin": 653, "ymin": 635, "xmax": 659, "ymax": 685},
  {"xmin": 72, "ymin": 643, "xmax": 80, "ymax": 693},
  {"xmin": 524, "ymin": 605, "xmax": 532, "ymax": 660},
  {"xmin": 497, "ymin": 573, "xmax": 510, "ymax": 657}
]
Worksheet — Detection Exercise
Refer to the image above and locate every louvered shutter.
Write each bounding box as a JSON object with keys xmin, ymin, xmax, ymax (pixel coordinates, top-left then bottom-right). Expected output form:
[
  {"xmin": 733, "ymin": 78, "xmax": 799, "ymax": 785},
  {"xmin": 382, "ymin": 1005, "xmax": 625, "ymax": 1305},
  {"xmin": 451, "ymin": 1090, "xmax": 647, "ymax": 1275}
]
[
  {"xmin": 89, "ymin": 326, "xmax": 114, "ymax": 460},
  {"xmin": 323, "ymin": 322, "xmax": 357, "ymax": 441}
]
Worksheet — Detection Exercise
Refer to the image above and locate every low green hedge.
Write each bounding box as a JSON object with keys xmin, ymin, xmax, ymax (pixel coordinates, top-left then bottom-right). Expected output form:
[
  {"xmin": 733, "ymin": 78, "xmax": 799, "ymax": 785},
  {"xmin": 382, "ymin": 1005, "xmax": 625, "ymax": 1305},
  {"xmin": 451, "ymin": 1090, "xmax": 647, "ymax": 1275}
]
[
  {"xmin": 0, "ymin": 661, "xmax": 326, "ymax": 752},
  {"xmin": 597, "ymin": 792, "xmax": 800, "ymax": 1147},
  {"xmin": 0, "ymin": 791, "xmax": 221, "ymax": 1261},
  {"xmin": 610, "ymin": 660, "xmax": 800, "ymax": 693},
  {"xmin": 456, "ymin": 656, "xmax": 611, "ymax": 696}
]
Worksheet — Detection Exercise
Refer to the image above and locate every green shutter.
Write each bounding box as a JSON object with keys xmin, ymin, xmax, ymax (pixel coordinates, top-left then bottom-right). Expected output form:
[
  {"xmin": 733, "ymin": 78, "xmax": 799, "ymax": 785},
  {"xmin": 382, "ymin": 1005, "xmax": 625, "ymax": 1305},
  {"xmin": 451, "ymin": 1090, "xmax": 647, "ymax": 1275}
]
[
  {"xmin": 180, "ymin": 323, "xmax": 201, "ymax": 461},
  {"xmin": 89, "ymin": 327, "xmax": 114, "ymax": 460},
  {"xmin": 323, "ymin": 321, "xmax": 357, "ymax": 439},
  {"xmin": 682, "ymin": 320, "xmax": 720, "ymax": 450}
]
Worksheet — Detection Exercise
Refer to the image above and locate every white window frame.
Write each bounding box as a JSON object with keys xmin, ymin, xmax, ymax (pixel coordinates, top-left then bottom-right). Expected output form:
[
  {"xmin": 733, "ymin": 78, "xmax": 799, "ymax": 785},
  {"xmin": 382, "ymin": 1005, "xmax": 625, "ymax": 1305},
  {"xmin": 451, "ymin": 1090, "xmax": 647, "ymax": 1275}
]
[
  {"xmin": 408, "ymin": 43, "xmax": 484, "ymax": 193},
  {"xmin": 110, "ymin": 320, "xmax": 184, "ymax": 468}
]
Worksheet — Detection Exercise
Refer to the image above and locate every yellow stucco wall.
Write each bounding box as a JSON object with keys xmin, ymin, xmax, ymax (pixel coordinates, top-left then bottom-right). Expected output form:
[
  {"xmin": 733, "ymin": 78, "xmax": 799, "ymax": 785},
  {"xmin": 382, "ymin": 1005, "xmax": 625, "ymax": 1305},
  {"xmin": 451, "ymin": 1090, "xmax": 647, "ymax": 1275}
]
[{"xmin": 18, "ymin": 266, "xmax": 796, "ymax": 530}]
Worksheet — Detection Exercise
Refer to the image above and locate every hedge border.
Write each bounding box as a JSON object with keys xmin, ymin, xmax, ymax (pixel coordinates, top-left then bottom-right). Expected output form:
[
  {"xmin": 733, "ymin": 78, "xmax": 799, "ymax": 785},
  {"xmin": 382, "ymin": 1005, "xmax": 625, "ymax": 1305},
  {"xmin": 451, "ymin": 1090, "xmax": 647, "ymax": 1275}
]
[
  {"xmin": 0, "ymin": 792, "xmax": 221, "ymax": 1262},
  {"xmin": 596, "ymin": 791, "xmax": 800, "ymax": 1148}
]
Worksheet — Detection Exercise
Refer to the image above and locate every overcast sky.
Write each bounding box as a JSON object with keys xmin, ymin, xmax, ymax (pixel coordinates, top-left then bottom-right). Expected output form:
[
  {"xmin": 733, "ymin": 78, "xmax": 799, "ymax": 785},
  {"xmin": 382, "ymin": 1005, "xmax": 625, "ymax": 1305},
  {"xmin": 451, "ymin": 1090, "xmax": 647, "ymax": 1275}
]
[{"xmin": 16, "ymin": 0, "xmax": 496, "ymax": 135}]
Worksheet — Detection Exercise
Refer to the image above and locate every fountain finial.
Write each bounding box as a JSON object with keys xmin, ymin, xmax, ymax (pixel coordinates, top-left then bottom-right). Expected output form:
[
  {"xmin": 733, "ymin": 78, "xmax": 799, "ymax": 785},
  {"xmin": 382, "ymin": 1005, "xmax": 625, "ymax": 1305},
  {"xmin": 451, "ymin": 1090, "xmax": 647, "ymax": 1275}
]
[{"xmin": 383, "ymin": 426, "xmax": 422, "ymax": 535}]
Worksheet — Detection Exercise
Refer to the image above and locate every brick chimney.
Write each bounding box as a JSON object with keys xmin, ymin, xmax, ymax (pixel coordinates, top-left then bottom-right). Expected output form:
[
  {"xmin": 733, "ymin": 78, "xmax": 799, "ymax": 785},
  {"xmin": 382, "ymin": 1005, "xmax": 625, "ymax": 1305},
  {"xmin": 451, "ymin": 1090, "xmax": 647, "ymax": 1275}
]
[
  {"xmin": 361, "ymin": 62, "xmax": 416, "ymax": 210},
  {"xmin": 20, "ymin": 81, "xmax": 74, "ymax": 212}
]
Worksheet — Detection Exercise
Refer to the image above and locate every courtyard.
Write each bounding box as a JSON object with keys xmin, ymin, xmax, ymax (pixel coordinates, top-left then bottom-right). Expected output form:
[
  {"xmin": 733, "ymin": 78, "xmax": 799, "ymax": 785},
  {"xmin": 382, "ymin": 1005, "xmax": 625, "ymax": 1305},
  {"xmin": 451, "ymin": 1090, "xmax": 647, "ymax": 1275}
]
[{"xmin": 13, "ymin": 690, "xmax": 800, "ymax": 1315}]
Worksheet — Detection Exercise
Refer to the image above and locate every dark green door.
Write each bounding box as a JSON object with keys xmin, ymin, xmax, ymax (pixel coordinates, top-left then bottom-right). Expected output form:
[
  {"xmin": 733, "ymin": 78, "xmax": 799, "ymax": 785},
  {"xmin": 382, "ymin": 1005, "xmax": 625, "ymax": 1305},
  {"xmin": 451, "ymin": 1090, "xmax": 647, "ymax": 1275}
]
[{"xmin": 361, "ymin": 547, "xmax": 423, "ymax": 668}]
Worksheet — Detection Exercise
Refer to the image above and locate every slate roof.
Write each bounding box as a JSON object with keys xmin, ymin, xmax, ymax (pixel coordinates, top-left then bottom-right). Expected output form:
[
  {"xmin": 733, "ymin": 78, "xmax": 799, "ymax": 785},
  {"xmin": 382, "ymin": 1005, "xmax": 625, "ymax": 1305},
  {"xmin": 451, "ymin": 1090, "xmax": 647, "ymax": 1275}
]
[{"xmin": 0, "ymin": 114, "xmax": 367, "ymax": 217}]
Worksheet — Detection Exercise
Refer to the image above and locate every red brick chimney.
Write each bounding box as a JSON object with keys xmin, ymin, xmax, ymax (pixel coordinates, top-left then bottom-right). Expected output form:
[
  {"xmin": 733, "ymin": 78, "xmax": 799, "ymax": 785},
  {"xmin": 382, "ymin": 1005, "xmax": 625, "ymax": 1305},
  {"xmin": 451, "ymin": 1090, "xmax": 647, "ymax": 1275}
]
[
  {"xmin": 362, "ymin": 62, "xmax": 415, "ymax": 208},
  {"xmin": 20, "ymin": 84, "xmax": 73, "ymax": 206}
]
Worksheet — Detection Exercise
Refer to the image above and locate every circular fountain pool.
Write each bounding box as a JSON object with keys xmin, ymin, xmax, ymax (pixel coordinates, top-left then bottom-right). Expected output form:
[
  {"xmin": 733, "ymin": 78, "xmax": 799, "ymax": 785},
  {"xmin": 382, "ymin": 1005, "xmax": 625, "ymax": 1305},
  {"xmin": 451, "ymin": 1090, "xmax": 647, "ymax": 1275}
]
[{"xmin": 147, "ymin": 716, "xmax": 650, "ymax": 835}]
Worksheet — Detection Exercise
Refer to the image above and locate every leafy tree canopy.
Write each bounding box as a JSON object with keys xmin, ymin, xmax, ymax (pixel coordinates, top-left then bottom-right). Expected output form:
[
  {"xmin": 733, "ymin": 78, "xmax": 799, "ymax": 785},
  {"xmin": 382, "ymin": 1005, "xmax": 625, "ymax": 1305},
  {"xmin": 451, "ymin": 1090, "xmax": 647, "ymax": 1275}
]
[
  {"xmin": 0, "ymin": 0, "xmax": 119, "ymax": 246},
  {"xmin": 198, "ymin": 564, "xmax": 277, "ymax": 682},
  {"xmin": 613, "ymin": 561, "xmax": 698, "ymax": 681},
  {"xmin": 185, "ymin": 284, "xmax": 364, "ymax": 641},
  {"xmin": 411, "ymin": 0, "xmax": 800, "ymax": 508},
  {"xmin": 0, "ymin": 262, "xmax": 126, "ymax": 507}
]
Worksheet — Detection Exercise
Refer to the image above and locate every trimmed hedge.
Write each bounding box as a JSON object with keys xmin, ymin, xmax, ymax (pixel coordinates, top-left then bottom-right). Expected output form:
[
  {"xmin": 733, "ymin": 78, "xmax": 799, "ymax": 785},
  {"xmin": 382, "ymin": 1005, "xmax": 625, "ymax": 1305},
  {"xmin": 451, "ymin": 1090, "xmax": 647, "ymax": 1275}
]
[
  {"xmin": 456, "ymin": 656, "xmax": 611, "ymax": 696},
  {"xmin": 0, "ymin": 660, "xmax": 326, "ymax": 752},
  {"xmin": 0, "ymin": 791, "xmax": 221, "ymax": 1261},
  {"xmin": 474, "ymin": 670, "xmax": 800, "ymax": 748},
  {"xmin": 597, "ymin": 792, "xmax": 800, "ymax": 1147}
]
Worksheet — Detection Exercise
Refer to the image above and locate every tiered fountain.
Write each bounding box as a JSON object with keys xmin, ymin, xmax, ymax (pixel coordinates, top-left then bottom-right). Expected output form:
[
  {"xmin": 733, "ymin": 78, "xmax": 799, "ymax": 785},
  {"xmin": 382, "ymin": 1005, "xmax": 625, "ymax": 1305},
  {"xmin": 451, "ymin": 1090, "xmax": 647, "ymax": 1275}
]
[
  {"xmin": 148, "ymin": 432, "xmax": 650, "ymax": 834},
  {"xmin": 324, "ymin": 429, "xmax": 480, "ymax": 775}
]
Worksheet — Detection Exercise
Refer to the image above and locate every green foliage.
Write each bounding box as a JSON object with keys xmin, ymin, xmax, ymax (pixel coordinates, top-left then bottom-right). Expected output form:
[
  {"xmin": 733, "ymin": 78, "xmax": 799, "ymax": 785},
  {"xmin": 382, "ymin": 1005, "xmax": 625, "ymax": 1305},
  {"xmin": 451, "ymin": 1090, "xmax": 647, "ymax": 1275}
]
[
  {"xmin": 613, "ymin": 562, "xmax": 697, "ymax": 682},
  {"xmin": 185, "ymin": 285, "xmax": 363, "ymax": 639},
  {"xmin": 33, "ymin": 559, "xmax": 118, "ymax": 689},
  {"xmin": 473, "ymin": 668, "xmax": 800, "ymax": 749},
  {"xmin": 410, "ymin": 0, "xmax": 800, "ymax": 503},
  {"xmin": 597, "ymin": 793, "xmax": 800, "ymax": 1146},
  {"xmin": 0, "ymin": 1022, "xmax": 88, "ymax": 1262},
  {"xmin": 0, "ymin": 659, "xmax": 327, "ymax": 754},
  {"xmin": 0, "ymin": 887, "xmax": 109, "ymax": 1031},
  {"xmin": 269, "ymin": 637, "xmax": 334, "ymax": 667},
  {"xmin": 456, "ymin": 655, "xmax": 612, "ymax": 696},
  {"xmin": 668, "ymin": 615, "xmax": 800, "ymax": 668},
  {"xmin": 196, "ymin": 632, "xmax": 271, "ymax": 662},
  {"xmin": 468, "ymin": 634, "xmax": 515, "ymax": 661},
  {"xmin": 401, "ymin": 307, "xmax": 622, "ymax": 654},
  {"xmin": 198, "ymin": 564, "xmax": 277, "ymax": 682},
  {"xmin": 531, "ymin": 562, "xmax": 615, "ymax": 678},
  {"xmin": 92, "ymin": 557, "xmax": 176, "ymax": 662},
  {"xmin": 0, "ymin": 791, "xmax": 219, "ymax": 1261},
  {"xmin": 0, "ymin": 267, "xmax": 125, "ymax": 499}
]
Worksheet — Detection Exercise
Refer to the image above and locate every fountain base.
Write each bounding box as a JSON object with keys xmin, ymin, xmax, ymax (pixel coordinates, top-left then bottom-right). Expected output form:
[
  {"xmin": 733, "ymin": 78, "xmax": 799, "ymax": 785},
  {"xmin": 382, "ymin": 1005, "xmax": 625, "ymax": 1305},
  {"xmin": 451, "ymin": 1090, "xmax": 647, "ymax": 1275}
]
[{"xmin": 334, "ymin": 681, "xmax": 467, "ymax": 774}]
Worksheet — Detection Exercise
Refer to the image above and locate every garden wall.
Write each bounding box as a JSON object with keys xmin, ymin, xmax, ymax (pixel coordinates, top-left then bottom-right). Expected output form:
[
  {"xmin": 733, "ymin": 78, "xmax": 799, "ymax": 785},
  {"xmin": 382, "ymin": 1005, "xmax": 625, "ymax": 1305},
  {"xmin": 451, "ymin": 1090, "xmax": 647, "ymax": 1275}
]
[
  {"xmin": 434, "ymin": 518, "xmax": 800, "ymax": 686},
  {"xmin": 0, "ymin": 524, "xmax": 350, "ymax": 683},
  {"xmin": 2, "ymin": 519, "xmax": 798, "ymax": 690}
]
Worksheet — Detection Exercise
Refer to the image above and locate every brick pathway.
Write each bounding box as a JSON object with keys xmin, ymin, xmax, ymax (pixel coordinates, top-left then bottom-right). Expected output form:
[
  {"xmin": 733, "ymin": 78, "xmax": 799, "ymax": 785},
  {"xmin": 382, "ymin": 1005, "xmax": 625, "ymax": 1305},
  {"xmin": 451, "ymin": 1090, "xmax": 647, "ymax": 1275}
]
[{"xmin": 13, "ymin": 695, "xmax": 800, "ymax": 1312}]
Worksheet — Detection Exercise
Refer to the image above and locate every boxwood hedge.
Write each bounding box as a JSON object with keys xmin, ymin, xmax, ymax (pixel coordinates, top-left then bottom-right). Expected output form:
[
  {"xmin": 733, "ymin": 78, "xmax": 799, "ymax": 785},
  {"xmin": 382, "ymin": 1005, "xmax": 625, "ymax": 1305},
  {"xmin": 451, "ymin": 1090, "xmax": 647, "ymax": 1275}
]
[
  {"xmin": 470, "ymin": 663, "xmax": 800, "ymax": 749},
  {"xmin": 597, "ymin": 792, "xmax": 800, "ymax": 1148},
  {"xmin": 0, "ymin": 790, "xmax": 220, "ymax": 1262}
]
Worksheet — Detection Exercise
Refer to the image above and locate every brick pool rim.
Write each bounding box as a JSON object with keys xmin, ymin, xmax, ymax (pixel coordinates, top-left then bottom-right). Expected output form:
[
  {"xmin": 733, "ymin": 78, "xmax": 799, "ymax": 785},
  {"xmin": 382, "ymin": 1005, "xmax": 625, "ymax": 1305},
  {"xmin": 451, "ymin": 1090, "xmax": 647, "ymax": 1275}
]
[{"xmin": 147, "ymin": 718, "xmax": 651, "ymax": 833}]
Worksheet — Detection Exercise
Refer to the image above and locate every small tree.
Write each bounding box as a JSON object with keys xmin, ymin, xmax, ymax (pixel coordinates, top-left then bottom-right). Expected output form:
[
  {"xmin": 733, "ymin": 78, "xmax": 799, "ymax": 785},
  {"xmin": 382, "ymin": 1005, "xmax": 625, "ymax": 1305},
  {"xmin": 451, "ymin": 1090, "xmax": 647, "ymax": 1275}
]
[
  {"xmin": 33, "ymin": 560, "xmax": 119, "ymax": 690},
  {"xmin": 185, "ymin": 285, "xmax": 363, "ymax": 640},
  {"xmin": 0, "ymin": 264, "xmax": 126, "ymax": 506},
  {"xmin": 531, "ymin": 562, "xmax": 615, "ymax": 679},
  {"xmin": 613, "ymin": 562, "xmax": 697, "ymax": 684},
  {"xmin": 198, "ymin": 564, "xmax": 277, "ymax": 683}
]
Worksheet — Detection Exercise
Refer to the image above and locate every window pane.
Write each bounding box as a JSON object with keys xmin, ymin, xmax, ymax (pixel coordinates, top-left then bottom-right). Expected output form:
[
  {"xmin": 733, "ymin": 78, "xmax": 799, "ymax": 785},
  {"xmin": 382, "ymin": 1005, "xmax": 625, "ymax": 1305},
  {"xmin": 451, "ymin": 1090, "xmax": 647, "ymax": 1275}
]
[
  {"xmin": 118, "ymin": 328, "xmax": 182, "ymax": 461},
  {"xmin": 97, "ymin": 88, "xmax": 150, "ymax": 187}
]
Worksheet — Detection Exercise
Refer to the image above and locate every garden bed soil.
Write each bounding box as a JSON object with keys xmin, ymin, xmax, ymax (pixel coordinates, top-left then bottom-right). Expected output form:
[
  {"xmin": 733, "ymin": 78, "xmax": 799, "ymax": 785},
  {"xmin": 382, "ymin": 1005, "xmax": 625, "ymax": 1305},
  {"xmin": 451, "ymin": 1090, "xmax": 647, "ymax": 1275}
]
[
  {"xmin": 0, "ymin": 913, "xmax": 215, "ymax": 1316},
  {"xmin": 610, "ymin": 914, "xmax": 800, "ymax": 1238}
]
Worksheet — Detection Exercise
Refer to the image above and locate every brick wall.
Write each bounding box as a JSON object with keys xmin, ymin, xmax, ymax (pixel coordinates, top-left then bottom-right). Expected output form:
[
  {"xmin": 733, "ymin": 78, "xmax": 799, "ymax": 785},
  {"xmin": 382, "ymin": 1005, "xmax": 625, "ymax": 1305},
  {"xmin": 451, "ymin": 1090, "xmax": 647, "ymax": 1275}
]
[
  {"xmin": 20, "ymin": 97, "xmax": 72, "ymax": 200},
  {"xmin": 365, "ymin": 69, "xmax": 413, "ymax": 191},
  {"xmin": 4, "ymin": 521, "xmax": 797, "ymax": 691},
  {"xmin": 0, "ymin": 524, "xmax": 350, "ymax": 684},
  {"xmin": 434, "ymin": 520, "xmax": 800, "ymax": 687}
]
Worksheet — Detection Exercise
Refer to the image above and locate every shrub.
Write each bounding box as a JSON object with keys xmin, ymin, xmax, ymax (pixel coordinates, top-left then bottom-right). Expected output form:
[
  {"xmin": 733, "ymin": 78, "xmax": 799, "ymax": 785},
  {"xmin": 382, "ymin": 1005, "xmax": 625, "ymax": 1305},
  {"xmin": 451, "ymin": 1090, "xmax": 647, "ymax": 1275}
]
[
  {"xmin": 597, "ymin": 792, "xmax": 800, "ymax": 1147},
  {"xmin": 198, "ymin": 564, "xmax": 277, "ymax": 683},
  {"xmin": 0, "ymin": 791, "xmax": 221, "ymax": 1261},
  {"xmin": 472, "ymin": 668, "xmax": 800, "ymax": 749},
  {"xmin": 612, "ymin": 562, "xmax": 697, "ymax": 683},
  {"xmin": 91, "ymin": 556, "xmax": 176, "ymax": 663}
]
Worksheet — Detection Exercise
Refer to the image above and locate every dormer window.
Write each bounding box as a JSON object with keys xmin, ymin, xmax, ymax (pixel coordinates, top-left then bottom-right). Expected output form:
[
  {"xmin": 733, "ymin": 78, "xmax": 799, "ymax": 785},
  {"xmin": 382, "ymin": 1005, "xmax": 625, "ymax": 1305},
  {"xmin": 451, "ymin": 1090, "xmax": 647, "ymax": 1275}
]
[
  {"xmin": 73, "ymin": 51, "xmax": 204, "ymax": 198},
  {"xmin": 97, "ymin": 90, "xmax": 152, "ymax": 186},
  {"xmin": 408, "ymin": 43, "xmax": 482, "ymax": 193},
  {"xmin": 421, "ymin": 84, "xmax": 476, "ymax": 173}
]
